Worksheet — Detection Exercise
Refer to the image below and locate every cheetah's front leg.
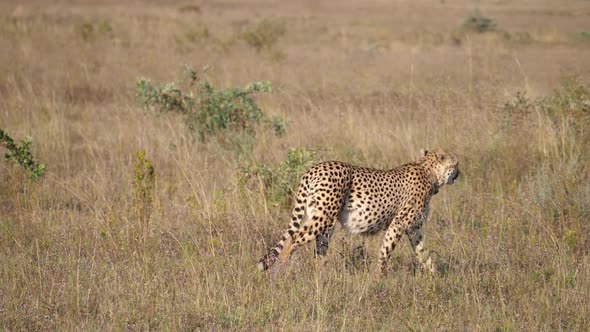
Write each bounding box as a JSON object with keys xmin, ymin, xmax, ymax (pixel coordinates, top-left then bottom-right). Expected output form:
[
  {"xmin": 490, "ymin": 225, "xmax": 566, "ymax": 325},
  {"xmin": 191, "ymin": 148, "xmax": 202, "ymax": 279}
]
[
  {"xmin": 378, "ymin": 222, "xmax": 406, "ymax": 273},
  {"xmin": 378, "ymin": 199, "xmax": 423, "ymax": 273},
  {"xmin": 407, "ymin": 226, "xmax": 435, "ymax": 273}
]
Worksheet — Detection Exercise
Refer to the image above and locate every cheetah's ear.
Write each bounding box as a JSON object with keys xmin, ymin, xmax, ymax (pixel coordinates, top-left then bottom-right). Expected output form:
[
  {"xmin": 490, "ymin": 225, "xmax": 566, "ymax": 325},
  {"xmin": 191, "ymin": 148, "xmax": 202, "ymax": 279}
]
[{"xmin": 420, "ymin": 149, "xmax": 429, "ymax": 157}]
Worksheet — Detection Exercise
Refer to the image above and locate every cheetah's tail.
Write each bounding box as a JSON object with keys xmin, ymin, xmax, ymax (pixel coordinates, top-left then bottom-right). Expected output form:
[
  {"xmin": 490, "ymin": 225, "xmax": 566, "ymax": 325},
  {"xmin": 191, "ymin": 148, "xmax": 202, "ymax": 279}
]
[
  {"xmin": 257, "ymin": 226, "xmax": 298, "ymax": 271},
  {"xmin": 257, "ymin": 186, "xmax": 309, "ymax": 271},
  {"xmin": 257, "ymin": 248, "xmax": 280, "ymax": 271}
]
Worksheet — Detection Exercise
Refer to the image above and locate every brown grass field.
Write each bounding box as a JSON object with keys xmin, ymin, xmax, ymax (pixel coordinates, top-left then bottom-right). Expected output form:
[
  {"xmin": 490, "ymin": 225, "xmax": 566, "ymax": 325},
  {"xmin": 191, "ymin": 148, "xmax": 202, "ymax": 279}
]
[{"xmin": 1, "ymin": 0, "xmax": 590, "ymax": 330}]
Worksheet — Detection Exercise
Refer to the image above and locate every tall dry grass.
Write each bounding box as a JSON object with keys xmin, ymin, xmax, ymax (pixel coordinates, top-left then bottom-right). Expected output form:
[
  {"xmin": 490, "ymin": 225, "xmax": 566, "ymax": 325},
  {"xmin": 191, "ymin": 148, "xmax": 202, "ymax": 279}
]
[{"xmin": 1, "ymin": 0, "xmax": 590, "ymax": 330}]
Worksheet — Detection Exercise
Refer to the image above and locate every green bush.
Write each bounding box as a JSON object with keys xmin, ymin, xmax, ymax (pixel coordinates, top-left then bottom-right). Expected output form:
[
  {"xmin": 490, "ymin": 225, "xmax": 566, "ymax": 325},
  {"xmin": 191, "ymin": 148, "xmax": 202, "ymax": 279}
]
[
  {"xmin": 176, "ymin": 25, "xmax": 210, "ymax": 47},
  {"xmin": 504, "ymin": 79, "xmax": 590, "ymax": 241},
  {"xmin": 79, "ymin": 20, "xmax": 114, "ymax": 42},
  {"xmin": 133, "ymin": 150, "xmax": 155, "ymax": 240},
  {"xmin": 241, "ymin": 19, "xmax": 286, "ymax": 52},
  {"xmin": 184, "ymin": 26, "xmax": 209, "ymax": 43},
  {"xmin": 501, "ymin": 78, "xmax": 590, "ymax": 142},
  {"xmin": 540, "ymin": 77, "xmax": 590, "ymax": 126},
  {"xmin": 136, "ymin": 66, "xmax": 285, "ymax": 144},
  {"xmin": 502, "ymin": 31, "xmax": 533, "ymax": 44},
  {"xmin": 500, "ymin": 91, "xmax": 533, "ymax": 128},
  {"xmin": 0, "ymin": 129, "xmax": 45, "ymax": 182},
  {"xmin": 578, "ymin": 31, "xmax": 590, "ymax": 41},
  {"xmin": 241, "ymin": 147, "xmax": 316, "ymax": 207},
  {"xmin": 462, "ymin": 13, "xmax": 497, "ymax": 33}
]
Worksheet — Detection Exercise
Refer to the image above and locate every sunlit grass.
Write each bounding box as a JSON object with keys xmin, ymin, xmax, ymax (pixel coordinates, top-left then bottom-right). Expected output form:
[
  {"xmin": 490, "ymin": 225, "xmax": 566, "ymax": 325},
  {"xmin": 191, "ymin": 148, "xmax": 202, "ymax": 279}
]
[{"xmin": 1, "ymin": 0, "xmax": 589, "ymax": 330}]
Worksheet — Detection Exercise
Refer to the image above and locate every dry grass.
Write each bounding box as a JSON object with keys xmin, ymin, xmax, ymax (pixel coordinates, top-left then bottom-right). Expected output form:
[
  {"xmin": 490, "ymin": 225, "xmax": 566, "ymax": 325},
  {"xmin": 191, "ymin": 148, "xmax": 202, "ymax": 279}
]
[{"xmin": 1, "ymin": 0, "xmax": 590, "ymax": 330}]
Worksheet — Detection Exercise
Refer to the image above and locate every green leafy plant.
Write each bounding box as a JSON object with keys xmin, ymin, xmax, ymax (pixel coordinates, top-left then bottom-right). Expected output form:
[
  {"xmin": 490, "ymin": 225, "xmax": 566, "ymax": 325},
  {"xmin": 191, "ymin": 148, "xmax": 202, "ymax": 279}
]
[
  {"xmin": 136, "ymin": 79, "xmax": 194, "ymax": 114},
  {"xmin": 79, "ymin": 20, "xmax": 114, "ymax": 42},
  {"xmin": 178, "ymin": 4, "xmax": 201, "ymax": 14},
  {"xmin": 136, "ymin": 66, "xmax": 285, "ymax": 144},
  {"xmin": 133, "ymin": 150, "xmax": 155, "ymax": 239},
  {"xmin": 462, "ymin": 12, "xmax": 497, "ymax": 33},
  {"xmin": 563, "ymin": 229, "xmax": 578, "ymax": 252},
  {"xmin": 502, "ymin": 31, "xmax": 533, "ymax": 44},
  {"xmin": 185, "ymin": 26, "xmax": 209, "ymax": 43},
  {"xmin": 0, "ymin": 129, "xmax": 45, "ymax": 182},
  {"xmin": 578, "ymin": 31, "xmax": 590, "ymax": 40},
  {"xmin": 501, "ymin": 78, "xmax": 590, "ymax": 141},
  {"xmin": 176, "ymin": 25, "xmax": 210, "ymax": 48},
  {"xmin": 540, "ymin": 77, "xmax": 590, "ymax": 125},
  {"xmin": 240, "ymin": 19, "xmax": 286, "ymax": 52},
  {"xmin": 500, "ymin": 91, "xmax": 533, "ymax": 128},
  {"xmin": 268, "ymin": 116, "xmax": 287, "ymax": 137},
  {"xmin": 241, "ymin": 147, "xmax": 316, "ymax": 207}
]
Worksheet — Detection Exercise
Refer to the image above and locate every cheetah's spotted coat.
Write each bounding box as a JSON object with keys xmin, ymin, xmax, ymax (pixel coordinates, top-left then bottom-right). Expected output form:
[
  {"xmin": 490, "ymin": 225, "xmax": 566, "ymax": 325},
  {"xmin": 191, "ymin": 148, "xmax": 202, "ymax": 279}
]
[{"xmin": 257, "ymin": 148, "xmax": 460, "ymax": 273}]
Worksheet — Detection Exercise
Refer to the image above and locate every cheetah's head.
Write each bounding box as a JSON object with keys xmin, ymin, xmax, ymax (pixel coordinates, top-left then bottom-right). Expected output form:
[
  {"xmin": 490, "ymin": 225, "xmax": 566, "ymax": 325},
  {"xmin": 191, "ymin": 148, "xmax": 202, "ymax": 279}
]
[{"xmin": 420, "ymin": 148, "xmax": 460, "ymax": 186}]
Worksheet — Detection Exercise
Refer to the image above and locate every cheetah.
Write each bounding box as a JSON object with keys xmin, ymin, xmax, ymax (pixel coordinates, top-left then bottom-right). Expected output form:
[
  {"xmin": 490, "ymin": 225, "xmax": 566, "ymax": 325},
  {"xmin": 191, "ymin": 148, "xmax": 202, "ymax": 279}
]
[{"xmin": 257, "ymin": 148, "xmax": 460, "ymax": 273}]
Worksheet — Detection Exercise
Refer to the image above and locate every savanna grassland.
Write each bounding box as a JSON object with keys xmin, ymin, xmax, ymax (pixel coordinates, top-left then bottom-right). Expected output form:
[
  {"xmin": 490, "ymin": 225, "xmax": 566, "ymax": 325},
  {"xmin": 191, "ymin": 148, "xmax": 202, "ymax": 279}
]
[{"xmin": 1, "ymin": 0, "xmax": 590, "ymax": 330}]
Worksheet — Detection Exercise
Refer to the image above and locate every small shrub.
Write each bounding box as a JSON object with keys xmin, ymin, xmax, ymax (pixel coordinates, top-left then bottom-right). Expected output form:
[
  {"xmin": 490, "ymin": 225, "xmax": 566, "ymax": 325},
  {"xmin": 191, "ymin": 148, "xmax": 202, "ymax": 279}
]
[
  {"xmin": 500, "ymin": 91, "xmax": 533, "ymax": 128},
  {"xmin": 540, "ymin": 77, "xmax": 590, "ymax": 126},
  {"xmin": 0, "ymin": 129, "xmax": 45, "ymax": 182},
  {"xmin": 462, "ymin": 12, "xmax": 497, "ymax": 33},
  {"xmin": 241, "ymin": 147, "xmax": 316, "ymax": 207},
  {"xmin": 137, "ymin": 66, "xmax": 285, "ymax": 144},
  {"xmin": 133, "ymin": 150, "xmax": 155, "ymax": 239},
  {"xmin": 531, "ymin": 269, "xmax": 553, "ymax": 283},
  {"xmin": 563, "ymin": 229, "xmax": 578, "ymax": 252},
  {"xmin": 517, "ymin": 144, "xmax": 589, "ymax": 241},
  {"xmin": 578, "ymin": 31, "xmax": 590, "ymax": 41},
  {"xmin": 269, "ymin": 116, "xmax": 287, "ymax": 137},
  {"xmin": 502, "ymin": 31, "xmax": 533, "ymax": 44},
  {"xmin": 185, "ymin": 26, "xmax": 209, "ymax": 42},
  {"xmin": 240, "ymin": 19, "xmax": 286, "ymax": 52},
  {"xmin": 500, "ymin": 78, "xmax": 590, "ymax": 146},
  {"xmin": 540, "ymin": 77, "xmax": 589, "ymax": 150},
  {"xmin": 79, "ymin": 20, "xmax": 113, "ymax": 42},
  {"xmin": 136, "ymin": 79, "xmax": 194, "ymax": 114},
  {"xmin": 178, "ymin": 4, "xmax": 201, "ymax": 14},
  {"xmin": 187, "ymin": 79, "xmax": 270, "ymax": 140}
]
